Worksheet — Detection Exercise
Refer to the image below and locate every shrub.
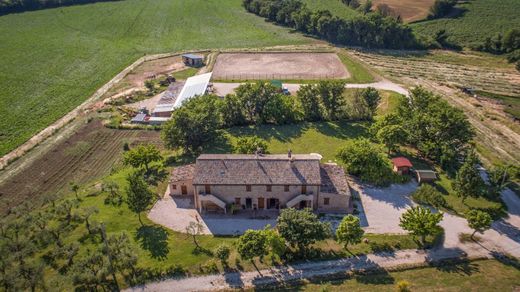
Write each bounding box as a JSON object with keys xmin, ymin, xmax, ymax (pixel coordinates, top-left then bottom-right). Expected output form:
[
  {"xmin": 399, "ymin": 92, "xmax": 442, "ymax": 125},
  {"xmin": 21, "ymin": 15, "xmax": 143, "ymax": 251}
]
[
  {"xmin": 214, "ymin": 245, "xmax": 231, "ymax": 265},
  {"xmin": 396, "ymin": 280, "xmax": 411, "ymax": 292},
  {"xmin": 201, "ymin": 260, "xmax": 219, "ymax": 273},
  {"xmin": 233, "ymin": 136, "xmax": 269, "ymax": 154},
  {"xmin": 336, "ymin": 138, "xmax": 394, "ymax": 186},
  {"xmin": 411, "ymin": 184, "xmax": 447, "ymax": 208}
]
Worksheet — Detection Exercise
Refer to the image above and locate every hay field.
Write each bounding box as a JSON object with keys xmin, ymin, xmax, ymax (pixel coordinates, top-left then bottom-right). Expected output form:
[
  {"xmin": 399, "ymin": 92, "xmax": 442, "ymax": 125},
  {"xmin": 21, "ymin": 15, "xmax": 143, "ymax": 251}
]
[
  {"xmin": 372, "ymin": 0, "xmax": 435, "ymax": 22},
  {"xmin": 0, "ymin": 0, "xmax": 310, "ymax": 157}
]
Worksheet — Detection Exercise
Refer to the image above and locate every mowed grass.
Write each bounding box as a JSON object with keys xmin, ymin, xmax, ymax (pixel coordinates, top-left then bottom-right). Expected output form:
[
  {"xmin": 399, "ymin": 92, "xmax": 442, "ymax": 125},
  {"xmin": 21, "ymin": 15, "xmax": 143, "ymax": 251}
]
[
  {"xmin": 412, "ymin": 0, "xmax": 520, "ymax": 48},
  {"xmin": 279, "ymin": 259, "xmax": 520, "ymax": 291},
  {"xmin": 0, "ymin": 0, "xmax": 310, "ymax": 157}
]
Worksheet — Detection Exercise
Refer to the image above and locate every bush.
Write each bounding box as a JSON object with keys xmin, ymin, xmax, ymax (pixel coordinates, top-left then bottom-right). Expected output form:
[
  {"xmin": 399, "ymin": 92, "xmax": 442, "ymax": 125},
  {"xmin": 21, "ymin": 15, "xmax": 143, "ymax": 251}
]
[
  {"xmin": 396, "ymin": 280, "xmax": 411, "ymax": 292},
  {"xmin": 201, "ymin": 260, "xmax": 219, "ymax": 273},
  {"xmin": 336, "ymin": 138, "xmax": 395, "ymax": 186},
  {"xmin": 214, "ymin": 245, "xmax": 231, "ymax": 265},
  {"xmin": 233, "ymin": 136, "xmax": 269, "ymax": 154},
  {"xmin": 411, "ymin": 184, "xmax": 447, "ymax": 208}
]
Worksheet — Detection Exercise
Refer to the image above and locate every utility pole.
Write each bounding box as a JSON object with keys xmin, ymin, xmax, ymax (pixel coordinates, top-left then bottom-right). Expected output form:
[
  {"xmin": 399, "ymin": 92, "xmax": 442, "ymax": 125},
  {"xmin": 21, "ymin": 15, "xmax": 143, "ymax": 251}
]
[{"xmin": 100, "ymin": 223, "xmax": 120, "ymax": 292}]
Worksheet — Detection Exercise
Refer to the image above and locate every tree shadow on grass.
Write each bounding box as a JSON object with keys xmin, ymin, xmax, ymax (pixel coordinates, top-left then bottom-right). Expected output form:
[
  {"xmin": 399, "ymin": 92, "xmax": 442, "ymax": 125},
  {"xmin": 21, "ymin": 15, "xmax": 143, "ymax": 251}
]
[
  {"xmin": 313, "ymin": 121, "xmax": 369, "ymax": 140},
  {"xmin": 136, "ymin": 225, "xmax": 169, "ymax": 260},
  {"xmin": 191, "ymin": 246, "xmax": 213, "ymax": 256},
  {"xmin": 430, "ymin": 258, "xmax": 480, "ymax": 276},
  {"xmin": 353, "ymin": 268, "xmax": 395, "ymax": 285},
  {"xmin": 490, "ymin": 251, "xmax": 520, "ymax": 270}
]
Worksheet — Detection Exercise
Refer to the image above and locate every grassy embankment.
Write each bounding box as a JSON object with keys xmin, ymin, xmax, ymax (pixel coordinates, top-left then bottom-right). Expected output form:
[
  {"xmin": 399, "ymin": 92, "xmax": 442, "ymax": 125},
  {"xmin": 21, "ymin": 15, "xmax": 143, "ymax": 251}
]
[
  {"xmin": 274, "ymin": 259, "xmax": 520, "ymax": 291},
  {"xmin": 0, "ymin": 0, "xmax": 310, "ymax": 157}
]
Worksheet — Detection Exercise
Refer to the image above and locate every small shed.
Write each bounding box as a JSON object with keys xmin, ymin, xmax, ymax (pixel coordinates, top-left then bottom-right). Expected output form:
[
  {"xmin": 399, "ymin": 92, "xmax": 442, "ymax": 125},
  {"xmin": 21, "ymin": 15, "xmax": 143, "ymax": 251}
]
[
  {"xmin": 416, "ymin": 170, "xmax": 437, "ymax": 184},
  {"xmin": 130, "ymin": 113, "xmax": 147, "ymax": 124},
  {"xmin": 182, "ymin": 54, "xmax": 204, "ymax": 67},
  {"xmin": 391, "ymin": 157, "xmax": 413, "ymax": 175}
]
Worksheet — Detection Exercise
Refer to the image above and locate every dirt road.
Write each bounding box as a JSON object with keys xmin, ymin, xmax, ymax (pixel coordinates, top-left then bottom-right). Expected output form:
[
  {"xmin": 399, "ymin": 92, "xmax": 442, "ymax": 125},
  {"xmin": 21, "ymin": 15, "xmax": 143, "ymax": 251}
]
[{"xmin": 213, "ymin": 79, "xmax": 409, "ymax": 97}]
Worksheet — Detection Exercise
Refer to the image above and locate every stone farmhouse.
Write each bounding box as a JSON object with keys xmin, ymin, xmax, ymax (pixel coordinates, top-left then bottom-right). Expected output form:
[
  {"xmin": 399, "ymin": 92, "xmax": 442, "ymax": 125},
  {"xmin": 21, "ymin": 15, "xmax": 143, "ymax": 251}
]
[{"xmin": 169, "ymin": 152, "xmax": 351, "ymax": 214}]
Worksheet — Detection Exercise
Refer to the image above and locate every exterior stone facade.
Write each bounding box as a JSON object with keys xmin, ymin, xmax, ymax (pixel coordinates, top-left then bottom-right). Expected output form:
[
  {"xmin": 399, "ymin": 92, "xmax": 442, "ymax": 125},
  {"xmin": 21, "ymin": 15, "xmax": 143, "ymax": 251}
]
[{"xmin": 169, "ymin": 153, "xmax": 351, "ymax": 214}]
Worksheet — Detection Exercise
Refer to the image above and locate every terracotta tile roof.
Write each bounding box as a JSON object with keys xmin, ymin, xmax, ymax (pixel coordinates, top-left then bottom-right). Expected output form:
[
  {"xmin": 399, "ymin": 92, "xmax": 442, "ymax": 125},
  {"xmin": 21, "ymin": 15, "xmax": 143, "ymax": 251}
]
[
  {"xmin": 320, "ymin": 163, "xmax": 350, "ymax": 197},
  {"xmin": 170, "ymin": 164, "xmax": 195, "ymax": 182},
  {"xmin": 193, "ymin": 154, "xmax": 322, "ymax": 185},
  {"xmin": 391, "ymin": 157, "xmax": 413, "ymax": 168}
]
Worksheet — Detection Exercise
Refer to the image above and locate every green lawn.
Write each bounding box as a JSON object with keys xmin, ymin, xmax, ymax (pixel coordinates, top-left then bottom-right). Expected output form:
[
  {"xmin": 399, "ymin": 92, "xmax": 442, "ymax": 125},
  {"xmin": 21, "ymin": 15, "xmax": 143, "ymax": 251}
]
[
  {"xmin": 0, "ymin": 0, "xmax": 310, "ymax": 156},
  {"xmin": 172, "ymin": 67, "xmax": 200, "ymax": 81},
  {"xmin": 210, "ymin": 121, "xmax": 370, "ymax": 163},
  {"xmin": 412, "ymin": 0, "xmax": 520, "ymax": 48},
  {"xmin": 276, "ymin": 259, "xmax": 520, "ymax": 291},
  {"xmin": 338, "ymin": 50, "xmax": 375, "ymax": 84}
]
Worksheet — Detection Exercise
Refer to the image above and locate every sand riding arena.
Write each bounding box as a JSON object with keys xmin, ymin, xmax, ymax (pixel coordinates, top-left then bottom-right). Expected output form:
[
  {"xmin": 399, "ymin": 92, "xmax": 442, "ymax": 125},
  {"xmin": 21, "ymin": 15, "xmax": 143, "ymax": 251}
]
[{"xmin": 212, "ymin": 52, "xmax": 350, "ymax": 80}]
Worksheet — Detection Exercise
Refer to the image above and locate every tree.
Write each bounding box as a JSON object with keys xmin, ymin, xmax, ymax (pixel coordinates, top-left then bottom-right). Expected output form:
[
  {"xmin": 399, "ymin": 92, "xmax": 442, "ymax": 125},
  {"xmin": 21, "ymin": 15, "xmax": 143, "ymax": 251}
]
[
  {"xmin": 236, "ymin": 229, "xmax": 268, "ymax": 274},
  {"xmin": 276, "ymin": 208, "xmax": 330, "ymax": 254},
  {"xmin": 233, "ymin": 136, "xmax": 269, "ymax": 154},
  {"xmin": 375, "ymin": 124, "xmax": 407, "ymax": 153},
  {"xmin": 214, "ymin": 244, "xmax": 231, "ymax": 266},
  {"xmin": 77, "ymin": 206, "xmax": 99, "ymax": 234},
  {"xmin": 102, "ymin": 232, "xmax": 138, "ymax": 281},
  {"xmin": 428, "ymin": 0, "xmax": 457, "ymax": 19},
  {"xmin": 411, "ymin": 184, "xmax": 446, "ymax": 208},
  {"xmin": 19, "ymin": 260, "xmax": 45, "ymax": 292},
  {"xmin": 317, "ymin": 80, "xmax": 346, "ymax": 120},
  {"xmin": 297, "ymin": 84, "xmax": 323, "ymax": 121},
  {"xmin": 185, "ymin": 220, "xmax": 204, "ymax": 249},
  {"xmin": 54, "ymin": 199, "xmax": 79, "ymax": 225},
  {"xmin": 123, "ymin": 144, "xmax": 162, "ymax": 173},
  {"xmin": 487, "ymin": 165, "xmax": 512, "ymax": 199},
  {"xmin": 234, "ymin": 82, "xmax": 278, "ymax": 124},
  {"xmin": 336, "ymin": 138, "xmax": 394, "ymax": 186},
  {"xmin": 162, "ymin": 94, "xmax": 221, "ymax": 154},
  {"xmin": 453, "ymin": 151, "xmax": 485, "ymax": 202},
  {"xmin": 399, "ymin": 206, "xmax": 443, "ymax": 247},
  {"xmin": 335, "ymin": 215, "xmax": 364, "ymax": 253},
  {"xmin": 102, "ymin": 180, "xmax": 122, "ymax": 206},
  {"xmin": 361, "ymin": 87, "xmax": 380, "ymax": 117},
  {"xmin": 70, "ymin": 182, "xmax": 80, "ymax": 200},
  {"xmin": 263, "ymin": 94, "xmax": 302, "ymax": 124},
  {"xmin": 466, "ymin": 210, "xmax": 492, "ymax": 239},
  {"xmin": 71, "ymin": 249, "xmax": 108, "ymax": 291},
  {"xmin": 397, "ymin": 87, "xmax": 473, "ymax": 172},
  {"xmin": 263, "ymin": 225, "xmax": 287, "ymax": 258},
  {"xmin": 359, "ymin": 0, "xmax": 372, "ymax": 14},
  {"xmin": 220, "ymin": 94, "xmax": 247, "ymax": 127},
  {"xmin": 126, "ymin": 172, "xmax": 155, "ymax": 225}
]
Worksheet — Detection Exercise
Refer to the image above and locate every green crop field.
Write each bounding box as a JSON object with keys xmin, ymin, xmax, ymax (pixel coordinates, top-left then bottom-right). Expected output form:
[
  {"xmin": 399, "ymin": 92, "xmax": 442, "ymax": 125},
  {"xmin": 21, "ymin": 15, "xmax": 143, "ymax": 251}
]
[
  {"xmin": 412, "ymin": 0, "xmax": 520, "ymax": 48},
  {"xmin": 301, "ymin": 0, "xmax": 360, "ymax": 19},
  {"xmin": 0, "ymin": 0, "xmax": 310, "ymax": 157}
]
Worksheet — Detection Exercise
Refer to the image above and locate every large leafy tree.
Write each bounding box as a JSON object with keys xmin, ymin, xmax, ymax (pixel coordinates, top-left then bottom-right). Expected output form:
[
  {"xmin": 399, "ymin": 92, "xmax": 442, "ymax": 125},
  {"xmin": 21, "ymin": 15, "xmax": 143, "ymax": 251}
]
[
  {"xmin": 236, "ymin": 229, "xmax": 268, "ymax": 274},
  {"xmin": 162, "ymin": 94, "xmax": 221, "ymax": 154},
  {"xmin": 263, "ymin": 94, "xmax": 302, "ymax": 124},
  {"xmin": 123, "ymin": 144, "xmax": 162, "ymax": 173},
  {"xmin": 220, "ymin": 94, "xmax": 247, "ymax": 127},
  {"xmin": 336, "ymin": 138, "xmax": 394, "ymax": 186},
  {"xmin": 297, "ymin": 84, "xmax": 323, "ymax": 121},
  {"xmin": 397, "ymin": 87, "xmax": 473, "ymax": 172},
  {"xmin": 487, "ymin": 165, "xmax": 512, "ymax": 199},
  {"xmin": 375, "ymin": 124, "xmax": 407, "ymax": 153},
  {"xmin": 453, "ymin": 151, "xmax": 485, "ymax": 202},
  {"xmin": 234, "ymin": 82, "xmax": 278, "ymax": 124},
  {"xmin": 399, "ymin": 206, "xmax": 443, "ymax": 247},
  {"xmin": 335, "ymin": 215, "xmax": 364, "ymax": 253},
  {"xmin": 317, "ymin": 80, "xmax": 346, "ymax": 120},
  {"xmin": 126, "ymin": 172, "xmax": 155, "ymax": 225},
  {"xmin": 466, "ymin": 210, "xmax": 492, "ymax": 239},
  {"xmin": 276, "ymin": 208, "xmax": 330, "ymax": 254},
  {"xmin": 233, "ymin": 136, "xmax": 269, "ymax": 154}
]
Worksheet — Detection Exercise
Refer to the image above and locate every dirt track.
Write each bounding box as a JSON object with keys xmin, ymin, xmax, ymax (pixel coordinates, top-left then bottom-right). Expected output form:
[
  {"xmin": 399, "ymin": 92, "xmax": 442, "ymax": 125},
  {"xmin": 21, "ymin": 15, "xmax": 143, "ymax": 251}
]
[{"xmin": 212, "ymin": 53, "xmax": 350, "ymax": 80}]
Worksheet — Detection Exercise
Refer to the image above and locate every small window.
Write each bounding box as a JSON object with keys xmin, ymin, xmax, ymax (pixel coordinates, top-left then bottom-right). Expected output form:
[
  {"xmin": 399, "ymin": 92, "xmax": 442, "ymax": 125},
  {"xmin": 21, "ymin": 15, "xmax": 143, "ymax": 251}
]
[
  {"xmin": 266, "ymin": 185, "xmax": 272, "ymax": 192},
  {"xmin": 205, "ymin": 184, "xmax": 211, "ymax": 194},
  {"xmin": 324, "ymin": 198, "xmax": 330, "ymax": 205},
  {"xmin": 172, "ymin": 184, "xmax": 177, "ymax": 190},
  {"xmin": 284, "ymin": 185, "xmax": 290, "ymax": 192},
  {"xmin": 246, "ymin": 185, "xmax": 252, "ymax": 192},
  {"xmin": 301, "ymin": 185, "xmax": 307, "ymax": 194}
]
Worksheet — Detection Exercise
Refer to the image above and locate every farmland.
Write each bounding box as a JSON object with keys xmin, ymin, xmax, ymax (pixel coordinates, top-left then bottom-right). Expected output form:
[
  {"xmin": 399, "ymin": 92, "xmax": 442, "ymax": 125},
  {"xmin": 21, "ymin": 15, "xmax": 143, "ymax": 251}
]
[
  {"xmin": 0, "ymin": 0, "xmax": 310, "ymax": 157},
  {"xmin": 0, "ymin": 120, "xmax": 161, "ymax": 213},
  {"xmin": 412, "ymin": 0, "xmax": 520, "ymax": 48}
]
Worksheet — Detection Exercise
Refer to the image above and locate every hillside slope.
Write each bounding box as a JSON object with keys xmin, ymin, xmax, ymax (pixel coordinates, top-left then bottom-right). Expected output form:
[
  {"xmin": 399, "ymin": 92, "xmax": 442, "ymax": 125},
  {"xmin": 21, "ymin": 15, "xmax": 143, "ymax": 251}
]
[{"xmin": 0, "ymin": 0, "xmax": 309, "ymax": 156}]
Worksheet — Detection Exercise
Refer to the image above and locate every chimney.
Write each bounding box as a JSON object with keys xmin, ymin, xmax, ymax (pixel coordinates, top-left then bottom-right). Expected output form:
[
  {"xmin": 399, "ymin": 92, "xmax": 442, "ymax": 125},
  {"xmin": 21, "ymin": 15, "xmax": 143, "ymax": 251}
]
[{"xmin": 288, "ymin": 149, "xmax": 292, "ymax": 159}]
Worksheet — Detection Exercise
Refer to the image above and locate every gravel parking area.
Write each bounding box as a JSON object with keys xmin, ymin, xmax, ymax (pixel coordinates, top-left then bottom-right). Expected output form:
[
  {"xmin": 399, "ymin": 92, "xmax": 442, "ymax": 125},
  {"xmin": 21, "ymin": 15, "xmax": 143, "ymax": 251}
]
[{"xmin": 351, "ymin": 179, "xmax": 418, "ymax": 234}]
